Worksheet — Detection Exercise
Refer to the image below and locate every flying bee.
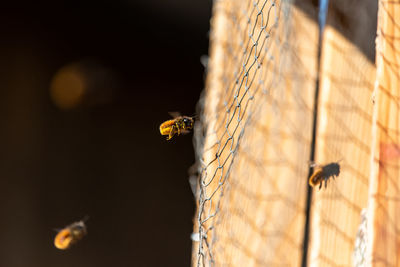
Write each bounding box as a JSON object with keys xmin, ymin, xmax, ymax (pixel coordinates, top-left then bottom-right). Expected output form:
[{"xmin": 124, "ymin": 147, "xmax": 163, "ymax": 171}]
[
  {"xmin": 159, "ymin": 112, "xmax": 195, "ymax": 140},
  {"xmin": 54, "ymin": 218, "xmax": 88, "ymax": 250},
  {"xmin": 309, "ymin": 162, "xmax": 341, "ymax": 190}
]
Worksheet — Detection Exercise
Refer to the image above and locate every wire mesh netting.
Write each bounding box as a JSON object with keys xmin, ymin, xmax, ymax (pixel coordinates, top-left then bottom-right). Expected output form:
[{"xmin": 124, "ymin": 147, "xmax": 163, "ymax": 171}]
[{"xmin": 192, "ymin": 0, "xmax": 319, "ymax": 265}]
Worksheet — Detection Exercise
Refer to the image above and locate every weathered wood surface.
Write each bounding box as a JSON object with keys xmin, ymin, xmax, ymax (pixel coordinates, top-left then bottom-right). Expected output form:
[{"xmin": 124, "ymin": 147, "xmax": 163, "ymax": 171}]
[{"xmin": 368, "ymin": 1, "xmax": 400, "ymax": 266}]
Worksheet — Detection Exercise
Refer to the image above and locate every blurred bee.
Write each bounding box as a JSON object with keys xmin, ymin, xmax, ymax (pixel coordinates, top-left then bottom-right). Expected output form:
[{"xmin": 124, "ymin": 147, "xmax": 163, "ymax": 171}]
[
  {"xmin": 54, "ymin": 218, "xmax": 88, "ymax": 250},
  {"xmin": 159, "ymin": 112, "xmax": 195, "ymax": 140},
  {"xmin": 309, "ymin": 162, "xmax": 341, "ymax": 189}
]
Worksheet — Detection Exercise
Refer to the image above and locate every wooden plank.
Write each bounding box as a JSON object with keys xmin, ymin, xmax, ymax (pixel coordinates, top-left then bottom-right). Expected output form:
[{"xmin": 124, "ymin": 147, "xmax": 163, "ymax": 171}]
[
  {"xmin": 308, "ymin": 26, "xmax": 376, "ymax": 266},
  {"xmin": 368, "ymin": 1, "xmax": 400, "ymax": 266}
]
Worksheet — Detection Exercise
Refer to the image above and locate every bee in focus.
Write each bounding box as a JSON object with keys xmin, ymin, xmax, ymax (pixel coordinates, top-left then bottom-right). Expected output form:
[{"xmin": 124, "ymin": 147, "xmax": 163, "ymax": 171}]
[
  {"xmin": 309, "ymin": 161, "xmax": 341, "ymax": 190},
  {"xmin": 54, "ymin": 218, "xmax": 88, "ymax": 250},
  {"xmin": 159, "ymin": 112, "xmax": 195, "ymax": 140}
]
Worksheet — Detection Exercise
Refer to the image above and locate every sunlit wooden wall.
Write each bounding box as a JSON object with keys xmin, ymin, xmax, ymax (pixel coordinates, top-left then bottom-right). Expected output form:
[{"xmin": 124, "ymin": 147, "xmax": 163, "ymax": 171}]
[
  {"xmin": 368, "ymin": 1, "xmax": 400, "ymax": 266},
  {"xmin": 192, "ymin": 0, "xmax": 399, "ymax": 266}
]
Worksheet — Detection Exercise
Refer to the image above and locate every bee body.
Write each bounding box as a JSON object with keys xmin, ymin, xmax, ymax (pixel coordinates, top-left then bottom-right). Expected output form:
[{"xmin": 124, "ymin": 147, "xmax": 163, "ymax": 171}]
[
  {"xmin": 159, "ymin": 119, "xmax": 177, "ymax": 136},
  {"xmin": 309, "ymin": 162, "xmax": 341, "ymax": 189},
  {"xmin": 159, "ymin": 115, "xmax": 194, "ymax": 140},
  {"xmin": 54, "ymin": 220, "xmax": 87, "ymax": 250}
]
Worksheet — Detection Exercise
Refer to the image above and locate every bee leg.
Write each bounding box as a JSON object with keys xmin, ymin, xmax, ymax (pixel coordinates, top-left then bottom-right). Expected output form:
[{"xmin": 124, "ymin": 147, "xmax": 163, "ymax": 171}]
[
  {"xmin": 319, "ymin": 182, "xmax": 322, "ymax": 190},
  {"xmin": 177, "ymin": 123, "xmax": 181, "ymax": 136},
  {"xmin": 325, "ymin": 178, "xmax": 328, "ymax": 188},
  {"xmin": 167, "ymin": 125, "xmax": 176, "ymax": 140}
]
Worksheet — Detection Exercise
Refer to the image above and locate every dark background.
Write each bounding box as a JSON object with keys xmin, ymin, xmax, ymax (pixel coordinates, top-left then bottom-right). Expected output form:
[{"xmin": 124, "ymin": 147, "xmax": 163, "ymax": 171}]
[{"xmin": 0, "ymin": 1, "xmax": 211, "ymax": 266}]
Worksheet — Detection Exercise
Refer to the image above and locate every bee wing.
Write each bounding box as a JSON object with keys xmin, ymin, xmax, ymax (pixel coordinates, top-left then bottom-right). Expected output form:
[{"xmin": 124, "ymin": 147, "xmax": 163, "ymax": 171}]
[
  {"xmin": 309, "ymin": 161, "xmax": 320, "ymax": 168},
  {"xmin": 181, "ymin": 129, "xmax": 191, "ymax": 135},
  {"xmin": 168, "ymin": 111, "xmax": 182, "ymax": 118},
  {"xmin": 81, "ymin": 215, "xmax": 90, "ymax": 223}
]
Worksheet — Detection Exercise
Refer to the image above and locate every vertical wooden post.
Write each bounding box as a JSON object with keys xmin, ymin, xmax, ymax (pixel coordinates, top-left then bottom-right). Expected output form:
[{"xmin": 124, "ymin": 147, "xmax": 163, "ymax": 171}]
[{"xmin": 307, "ymin": 25, "xmax": 375, "ymax": 267}]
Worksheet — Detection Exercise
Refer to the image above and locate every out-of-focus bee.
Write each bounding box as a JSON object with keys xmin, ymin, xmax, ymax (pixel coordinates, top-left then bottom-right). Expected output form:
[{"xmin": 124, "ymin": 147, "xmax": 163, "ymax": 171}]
[
  {"xmin": 54, "ymin": 218, "xmax": 88, "ymax": 250},
  {"xmin": 309, "ymin": 162, "xmax": 341, "ymax": 189},
  {"xmin": 159, "ymin": 112, "xmax": 195, "ymax": 140}
]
